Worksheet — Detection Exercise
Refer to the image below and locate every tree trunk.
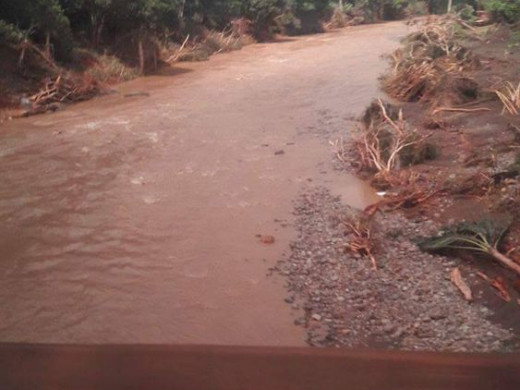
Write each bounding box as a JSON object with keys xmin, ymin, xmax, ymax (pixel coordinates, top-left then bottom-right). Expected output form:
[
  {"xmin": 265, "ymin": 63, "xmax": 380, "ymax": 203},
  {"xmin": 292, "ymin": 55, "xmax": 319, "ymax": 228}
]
[
  {"xmin": 44, "ymin": 31, "xmax": 51, "ymax": 59},
  {"xmin": 91, "ymin": 15, "xmax": 105, "ymax": 49},
  {"xmin": 178, "ymin": 0, "xmax": 186, "ymax": 19},
  {"xmin": 18, "ymin": 39, "xmax": 28, "ymax": 68},
  {"xmin": 447, "ymin": 0, "xmax": 453, "ymax": 13},
  {"xmin": 427, "ymin": 0, "xmax": 435, "ymax": 13},
  {"xmin": 138, "ymin": 37, "xmax": 145, "ymax": 75}
]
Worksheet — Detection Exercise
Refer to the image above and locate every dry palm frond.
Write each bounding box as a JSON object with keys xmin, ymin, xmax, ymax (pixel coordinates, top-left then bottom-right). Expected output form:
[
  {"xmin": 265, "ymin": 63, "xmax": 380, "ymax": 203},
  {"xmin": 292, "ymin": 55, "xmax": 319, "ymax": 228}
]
[
  {"xmin": 495, "ymin": 81, "xmax": 520, "ymax": 115},
  {"xmin": 419, "ymin": 219, "xmax": 520, "ymax": 276}
]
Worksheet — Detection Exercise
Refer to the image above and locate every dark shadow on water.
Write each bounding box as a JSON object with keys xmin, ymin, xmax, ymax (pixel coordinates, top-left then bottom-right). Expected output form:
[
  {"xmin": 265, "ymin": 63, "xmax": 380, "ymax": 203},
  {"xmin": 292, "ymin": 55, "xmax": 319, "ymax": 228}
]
[{"xmin": 150, "ymin": 65, "xmax": 194, "ymax": 77}]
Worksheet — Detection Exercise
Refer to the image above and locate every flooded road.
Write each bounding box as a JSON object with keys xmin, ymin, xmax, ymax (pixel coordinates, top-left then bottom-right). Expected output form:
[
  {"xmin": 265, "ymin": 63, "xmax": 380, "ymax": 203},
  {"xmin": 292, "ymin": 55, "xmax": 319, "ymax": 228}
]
[{"xmin": 0, "ymin": 22, "xmax": 408, "ymax": 345}]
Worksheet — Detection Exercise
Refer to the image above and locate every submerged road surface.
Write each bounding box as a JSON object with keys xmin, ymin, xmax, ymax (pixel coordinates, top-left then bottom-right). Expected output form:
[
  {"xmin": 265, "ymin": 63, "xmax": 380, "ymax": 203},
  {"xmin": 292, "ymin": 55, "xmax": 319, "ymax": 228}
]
[{"xmin": 0, "ymin": 22, "xmax": 409, "ymax": 345}]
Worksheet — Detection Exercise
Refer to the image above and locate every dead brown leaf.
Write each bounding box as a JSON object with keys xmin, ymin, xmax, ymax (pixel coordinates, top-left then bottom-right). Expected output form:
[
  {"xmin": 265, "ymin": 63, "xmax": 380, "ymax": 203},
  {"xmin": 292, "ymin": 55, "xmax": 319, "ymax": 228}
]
[
  {"xmin": 477, "ymin": 272, "xmax": 511, "ymax": 302},
  {"xmin": 259, "ymin": 235, "xmax": 275, "ymax": 244},
  {"xmin": 491, "ymin": 277, "xmax": 511, "ymax": 303},
  {"xmin": 450, "ymin": 267, "xmax": 473, "ymax": 301}
]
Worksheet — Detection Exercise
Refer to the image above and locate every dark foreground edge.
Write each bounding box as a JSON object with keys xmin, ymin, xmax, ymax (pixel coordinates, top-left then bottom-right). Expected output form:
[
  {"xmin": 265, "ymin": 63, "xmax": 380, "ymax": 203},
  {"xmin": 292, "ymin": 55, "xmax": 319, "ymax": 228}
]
[{"xmin": 1, "ymin": 344, "xmax": 520, "ymax": 390}]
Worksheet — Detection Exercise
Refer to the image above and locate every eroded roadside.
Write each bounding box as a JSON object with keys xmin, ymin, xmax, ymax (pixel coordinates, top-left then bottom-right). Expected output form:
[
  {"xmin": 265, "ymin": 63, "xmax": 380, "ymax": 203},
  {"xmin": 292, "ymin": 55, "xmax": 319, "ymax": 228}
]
[{"xmin": 277, "ymin": 17, "xmax": 520, "ymax": 351}]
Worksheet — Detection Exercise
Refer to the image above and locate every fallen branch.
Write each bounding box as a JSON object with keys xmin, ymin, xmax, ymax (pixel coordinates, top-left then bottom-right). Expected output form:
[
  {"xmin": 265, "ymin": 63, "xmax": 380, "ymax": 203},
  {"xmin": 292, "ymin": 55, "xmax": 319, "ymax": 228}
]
[
  {"xmin": 28, "ymin": 41, "xmax": 60, "ymax": 71},
  {"xmin": 166, "ymin": 34, "xmax": 190, "ymax": 63},
  {"xmin": 28, "ymin": 73, "xmax": 99, "ymax": 111},
  {"xmin": 364, "ymin": 187, "xmax": 440, "ymax": 216},
  {"xmin": 342, "ymin": 217, "xmax": 377, "ymax": 270},
  {"xmin": 432, "ymin": 107, "xmax": 491, "ymax": 115},
  {"xmin": 454, "ymin": 17, "xmax": 485, "ymax": 41}
]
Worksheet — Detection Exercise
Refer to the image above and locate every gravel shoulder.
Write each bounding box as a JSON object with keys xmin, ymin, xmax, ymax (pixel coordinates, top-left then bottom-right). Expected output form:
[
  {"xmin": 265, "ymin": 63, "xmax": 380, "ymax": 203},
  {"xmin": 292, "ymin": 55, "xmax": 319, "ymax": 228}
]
[
  {"xmin": 276, "ymin": 21, "xmax": 520, "ymax": 352},
  {"xmin": 276, "ymin": 187, "xmax": 516, "ymax": 351}
]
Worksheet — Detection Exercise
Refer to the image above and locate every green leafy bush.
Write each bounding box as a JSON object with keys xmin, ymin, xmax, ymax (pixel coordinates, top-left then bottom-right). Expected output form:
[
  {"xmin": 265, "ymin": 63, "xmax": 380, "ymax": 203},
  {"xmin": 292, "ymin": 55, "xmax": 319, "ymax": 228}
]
[
  {"xmin": 0, "ymin": 20, "xmax": 25, "ymax": 44},
  {"xmin": 483, "ymin": 0, "xmax": 520, "ymax": 23}
]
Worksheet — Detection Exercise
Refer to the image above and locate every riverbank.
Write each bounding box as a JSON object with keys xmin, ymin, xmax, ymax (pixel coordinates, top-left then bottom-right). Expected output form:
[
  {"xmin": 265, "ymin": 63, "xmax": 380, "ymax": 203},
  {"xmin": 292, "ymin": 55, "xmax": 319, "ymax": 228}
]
[{"xmin": 278, "ymin": 17, "xmax": 520, "ymax": 351}]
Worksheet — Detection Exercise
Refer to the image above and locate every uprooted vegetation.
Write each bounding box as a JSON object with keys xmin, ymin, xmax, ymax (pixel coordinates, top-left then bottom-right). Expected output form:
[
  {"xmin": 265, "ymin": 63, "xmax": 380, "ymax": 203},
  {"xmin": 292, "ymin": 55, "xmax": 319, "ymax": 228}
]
[
  {"xmin": 349, "ymin": 99, "xmax": 435, "ymax": 180},
  {"xmin": 164, "ymin": 27, "xmax": 256, "ymax": 63},
  {"xmin": 341, "ymin": 215, "xmax": 377, "ymax": 270},
  {"xmin": 383, "ymin": 16, "xmax": 481, "ymax": 109},
  {"xmin": 334, "ymin": 15, "xmax": 520, "ymax": 334}
]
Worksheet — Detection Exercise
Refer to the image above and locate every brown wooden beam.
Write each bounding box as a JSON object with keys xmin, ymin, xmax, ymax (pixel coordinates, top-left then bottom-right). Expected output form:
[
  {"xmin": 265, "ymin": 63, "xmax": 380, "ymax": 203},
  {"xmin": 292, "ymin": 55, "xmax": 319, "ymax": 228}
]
[{"xmin": 1, "ymin": 344, "xmax": 519, "ymax": 390}]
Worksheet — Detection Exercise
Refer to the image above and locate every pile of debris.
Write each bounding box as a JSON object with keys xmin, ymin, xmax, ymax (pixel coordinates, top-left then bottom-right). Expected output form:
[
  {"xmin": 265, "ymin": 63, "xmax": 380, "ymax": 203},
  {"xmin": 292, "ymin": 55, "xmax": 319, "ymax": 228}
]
[
  {"xmin": 383, "ymin": 17, "xmax": 480, "ymax": 109},
  {"xmin": 21, "ymin": 74, "xmax": 100, "ymax": 116},
  {"xmin": 349, "ymin": 99, "xmax": 434, "ymax": 182}
]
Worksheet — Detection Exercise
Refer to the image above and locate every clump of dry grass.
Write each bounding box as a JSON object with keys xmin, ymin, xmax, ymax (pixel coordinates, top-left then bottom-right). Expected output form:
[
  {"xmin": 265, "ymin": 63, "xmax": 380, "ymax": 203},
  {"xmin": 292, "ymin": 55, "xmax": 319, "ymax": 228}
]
[
  {"xmin": 85, "ymin": 54, "xmax": 138, "ymax": 84},
  {"xmin": 166, "ymin": 25, "xmax": 255, "ymax": 63},
  {"xmin": 383, "ymin": 17, "xmax": 480, "ymax": 109},
  {"xmin": 495, "ymin": 81, "xmax": 520, "ymax": 115}
]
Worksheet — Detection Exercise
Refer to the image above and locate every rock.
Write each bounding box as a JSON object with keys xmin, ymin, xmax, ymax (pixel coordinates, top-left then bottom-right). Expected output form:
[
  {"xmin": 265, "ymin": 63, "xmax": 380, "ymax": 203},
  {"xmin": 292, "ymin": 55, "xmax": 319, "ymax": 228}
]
[
  {"xmin": 312, "ymin": 314, "xmax": 322, "ymax": 321},
  {"xmin": 384, "ymin": 324, "xmax": 397, "ymax": 334},
  {"xmin": 430, "ymin": 312, "xmax": 447, "ymax": 321},
  {"xmin": 294, "ymin": 318, "xmax": 305, "ymax": 326}
]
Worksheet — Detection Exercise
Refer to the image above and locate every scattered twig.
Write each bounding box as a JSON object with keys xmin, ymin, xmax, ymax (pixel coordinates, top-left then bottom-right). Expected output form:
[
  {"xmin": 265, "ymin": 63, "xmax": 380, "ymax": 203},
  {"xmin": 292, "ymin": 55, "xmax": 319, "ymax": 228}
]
[
  {"xmin": 342, "ymin": 217, "xmax": 377, "ymax": 270},
  {"xmin": 330, "ymin": 138, "xmax": 346, "ymax": 162}
]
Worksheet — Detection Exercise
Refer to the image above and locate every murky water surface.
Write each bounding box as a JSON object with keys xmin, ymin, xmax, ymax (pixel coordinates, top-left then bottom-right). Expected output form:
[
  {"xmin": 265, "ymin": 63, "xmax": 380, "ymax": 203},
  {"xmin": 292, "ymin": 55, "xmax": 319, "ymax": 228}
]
[{"xmin": 0, "ymin": 22, "xmax": 408, "ymax": 344}]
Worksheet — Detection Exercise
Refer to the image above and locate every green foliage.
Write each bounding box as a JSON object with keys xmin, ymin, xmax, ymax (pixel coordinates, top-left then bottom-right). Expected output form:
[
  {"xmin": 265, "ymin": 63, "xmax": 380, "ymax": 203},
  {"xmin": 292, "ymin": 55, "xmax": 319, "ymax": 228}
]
[
  {"xmin": 0, "ymin": 0, "xmax": 489, "ymax": 70},
  {"xmin": 455, "ymin": 3, "xmax": 476, "ymax": 21},
  {"xmin": 483, "ymin": 0, "xmax": 520, "ymax": 23},
  {"xmin": 419, "ymin": 219, "xmax": 510, "ymax": 255},
  {"xmin": 0, "ymin": 0, "xmax": 74, "ymax": 61},
  {"xmin": 0, "ymin": 19, "xmax": 25, "ymax": 44},
  {"xmin": 508, "ymin": 30, "xmax": 520, "ymax": 49},
  {"xmin": 406, "ymin": 1, "xmax": 429, "ymax": 16}
]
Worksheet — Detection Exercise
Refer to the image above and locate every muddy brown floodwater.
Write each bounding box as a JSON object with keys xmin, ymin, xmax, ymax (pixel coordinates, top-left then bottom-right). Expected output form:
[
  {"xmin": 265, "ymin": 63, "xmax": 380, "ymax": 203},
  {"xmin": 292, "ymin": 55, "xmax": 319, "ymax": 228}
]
[{"xmin": 0, "ymin": 22, "xmax": 409, "ymax": 345}]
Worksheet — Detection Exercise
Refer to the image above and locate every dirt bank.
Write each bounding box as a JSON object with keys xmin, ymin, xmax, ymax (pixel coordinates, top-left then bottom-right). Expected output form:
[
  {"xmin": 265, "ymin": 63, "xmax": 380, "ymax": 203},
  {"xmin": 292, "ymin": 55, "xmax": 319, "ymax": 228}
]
[{"xmin": 277, "ymin": 19, "xmax": 520, "ymax": 351}]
